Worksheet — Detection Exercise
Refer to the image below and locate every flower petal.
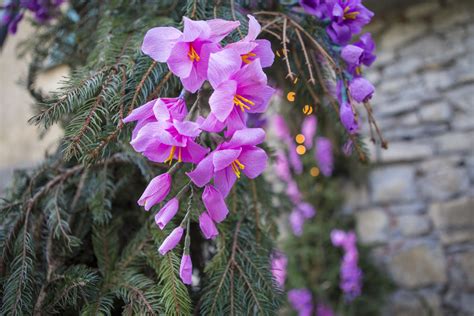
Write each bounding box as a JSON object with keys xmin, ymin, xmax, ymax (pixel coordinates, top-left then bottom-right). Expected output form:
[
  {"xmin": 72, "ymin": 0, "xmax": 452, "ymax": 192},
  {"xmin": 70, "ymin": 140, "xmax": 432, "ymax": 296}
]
[
  {"xmin": 123, "ymin": 99, "xmax": 155, "ymax": 123},
  {"xmin": 181, "ymin": 66, "xmax": 206, "ymax": 93},
  {"xmin": 183, "ymin": 17, "xmax": 210, "ymax": 42},
  {"xmin": 207, "ymin": 19, "xmax": 240, "ymax": 42},
  {"xmin": 209, "ymin": 80, "xmax": 237, "ymax": 122},
  {"xmin": 223, "ymin": 108, "xmax": 247, "ymax": 138},
  {"xmin": 252, "ymin": 39, "xmax": 274, "ymax": 68},
  {"xmin": 183, "ymin": 139, "xmax": 209, "ymax": 164},
  {"xmin": 244, "ymin": 15, "xmax": 261, "ymax": 41},
  {"xmin": 202, "ymin": 185, "xmax": 229, "ymax": 223},
  {"xmin": 212, "ymin": 148, "xmax": 242, "ymax": 171},
  {"xmin": 179, "ymin": 254, "xmax": 193, "ymax": 285},
  {"xmin": 142, "ymin": 27, "xmax": 182, "ymax": 62},
  {"xmin": 167, "ymin": 42, "xmax": 193, "ymax": 78},
  {"xmin": 173, "ymin": 120, "xmax": 201, "ymax": 137},
  {"xmin": 214, "ymin": 167, "xmax": 237, "ymax": 198},
  {"xmin": 223, "ymin": 128, "xmax": 265, "ymax": 148},
  {"xmin": 233, "ymin": 58, "xmax": 267, "ymax": 85},
  {"xmin": 199, "ymin": 212, "xmax": 219, "ymax": 239},
  {"xmin": 238, "ymin": 147, "xmax": 267, "ymax": 178},
  {"xmin": 200, "ymin": 113, "xmax": 226, "ymax": 133},
  {"xmin": 155, "ymin": 198, "xmax": 179, "ymax": 230},
  {"xmin": 208, "ymin": 48, "xmax": 242, "ymax": 88},
  {"xmin": 186, "ymin": 154, "xmax": 214, "ymax": 187},
  {"xmin": 138, "ymin": 173, "xmax": 171, "ymax": 211},
  {"xmin": 241, "ymin": 84, "xmax": 274, "ymax": 113}
]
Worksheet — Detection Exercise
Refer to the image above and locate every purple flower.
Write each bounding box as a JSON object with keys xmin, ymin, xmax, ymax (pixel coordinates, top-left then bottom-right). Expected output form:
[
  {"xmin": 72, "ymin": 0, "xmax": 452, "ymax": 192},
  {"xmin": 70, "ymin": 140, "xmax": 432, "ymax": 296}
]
[
  {"xmin": 326, "ymin": 0, "xmax": 374, "ymax": 44},
  {"xmin": 226, "ymin": 15, "xmax": 274, "ymax": 68},
  {"xmin": 138, "ymin": 173, "xmax": 171, "ymax": 211},
  {"xmin": 199, "ymin": 211, "xmax": 219, "ymax": 239},
  {"xmin": 341, "ymin": 33, "xmax": 376, "ymax": 75},
  {"xmin": 349, "ymin": 77, "xmax": 374, "ymax": 103},
  {"xmin": 130, "ymin": 119, "xmax": 209, "ymax": 164},
  {"xmin": 288, "ymin": 288, "xmax": 313, "ymax": 316},
  {"xmin": 159, "ymin": 226, "xmax": 184, "ymax": 255},
  {"xmin": 275, "ymin": 151, "xmax": 291, "ymax": 182},
  {"xmin": 289, "ymin": 209, "xmax": 305, "ymax": 236},
  {"xmin": 342, "ymin": 139, "xmax": 354, "ymax": 156},
  {"xmin": 142, "ymin": 17, "xmax": 240, "ymax": 92},
  {"xmin": 315, "ymin": 137, "xmax": 333, "ymax": 177},
  {"xmin": 339, "ymin": 101, "xmax": 359, "ymax": 134},
  {"xmin": 316, "ymin": 303, "xmax": 335, "ymax": 316},
  {"xmin": 187, "ymin": 128, "xmax": 268, "ymax": 197},
  {"xmin": 202, "ymin": 185, "xmax": 229, "ymax": 223},
  {"xmin": 302, "ymin": 116, "xmax": 317, "ymax": 149},
  {"xmin": 272, "ymin": 114, "xmax": 291, "ymax": 143},
  {"xmin": 155, "ymin": 198, "xmax": 179, "ymax": 229},
  {"xmin": 123, "ymin": 97, "xmax": 188, "ymax": 141},
  {"xmin": 297, "ymin": 202, "xmax": 316, "ymax": 219},
  {"xmin": 179, "ymin": 254, "xmax": 193, "ymax": 285},
  {"xmin": 271, "ymin": 252, "xmax": 288, "ymax": 288},
  {"xmin": 286, "ymin": 180, "xmax": 302, "ymax": 204},
  {"xmin": 331, "ymin": 229, "xmax": 362, "ymax": 301},
  {"xmin": 203, "ymin": 49, "xmax": 274, "ymax": 136},
  {"xmin": 299, "ymin": 0, "xmax": 329, "ymax": 18},
  {"xmin": 289, "ymin": 143, "xmax": 303, "ymax": 174}
]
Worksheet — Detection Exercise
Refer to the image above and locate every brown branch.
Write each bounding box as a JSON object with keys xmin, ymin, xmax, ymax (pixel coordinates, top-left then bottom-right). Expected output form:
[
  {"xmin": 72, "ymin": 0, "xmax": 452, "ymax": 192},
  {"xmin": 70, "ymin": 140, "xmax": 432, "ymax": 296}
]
[
  {"xmin": 294, "ymin": 28, "xmax": 316, "ymax": 84},
  {"xmin": 282, "ymin": 17, "xmax": 295, "ymax": 80}
]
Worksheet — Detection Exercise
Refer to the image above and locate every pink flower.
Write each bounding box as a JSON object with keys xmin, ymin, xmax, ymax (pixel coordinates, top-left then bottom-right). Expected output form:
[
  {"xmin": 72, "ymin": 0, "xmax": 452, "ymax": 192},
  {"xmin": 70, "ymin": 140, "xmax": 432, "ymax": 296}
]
[
  {"xmin": 275, "ymin": 150, "xmax": 291, "ymax": 182},
  {"xmin": 199, "ymin": 211, "xmax": 219, "ymax": 239},
  {"xmin": 179, "ymin": 254, "xmax": 193, "ymax": 285},
  {"xmin": 159, "ymin": 226, "xmax": 184, "ymax": 255},
  {"xmin": 339, "ymin": 101, "xmax": 359, "ymax": 134},
  {"xmin": 187, "ymin": 128, "xmax": 268, "ymax": 197},
  {"xmin": 288, "ymin": 288, "xmax": 313, "ymax": 316},
  {"xmin": 202, "ymin": 49, "xmax": 274, "ymax": 136},
  {"xmin": 155, "ymin": 198, "xmax": 179, "ymax": 229},
  {"xmin": 138, "ymin": 173, "xmax": 171, "ymax": 211},
  {"xmin": 271, "ymin": 253, "xmax": 288, "ymax": 288},
  {"xmin": 202, "ymin": 185, "xmax": 229, "ymax": 223},
  {"xmin": 123, "ymin": 97, "xmax": 188, "ymax": 141},
  {"xmin": 131, "ymin": 119, "xmax": 209, "ymax": 164},
  {"xmin": 142, "ymin": 17, "xmax": 240, "ymax": 92},
  {"xmin": 226, "ymin": 15, "xmax": 274, "ymax": 68}
]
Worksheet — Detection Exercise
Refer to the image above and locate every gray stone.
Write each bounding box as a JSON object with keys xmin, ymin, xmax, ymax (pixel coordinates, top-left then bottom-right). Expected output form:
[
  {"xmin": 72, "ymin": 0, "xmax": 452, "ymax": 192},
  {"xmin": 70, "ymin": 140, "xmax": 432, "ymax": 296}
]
[
  {"xmin": 461, "ymin": 293, "xmax": 474, "ymax": 314},
  {"xmin": 384, "ymin": 57, "xmax": 423, "ymax": 78},
  {"xmin": 379, "ymin": 142, "xmax": 433, "ymax": 163},
  {"xmin": 434, "ymin": 131, "xmax": 474, "ymax": 153},
  {"xmin": 432, "ymin": 6, "xmax": 471, "ymax": 31},
  {"xmin": 418, "ymin": 102, "xmax": 452, "ymax": 123},
  {"xmin": 341, "ymin": 183, "xmax": 370, "ymax": 213},
  {"xmin": 446, "ymin": 85, "xmax": 474, "ymax": 114},
  {"xmin": 419, "ymin": 290, "xmax": 443, "ymax": 316},
  {"xmin": 419, "ymin": 163, "xmax": 470, "ymax": 201},
  {"xmin": 389, "ymin": 243, "xmax": 447, "ymax": 288},
  {"xmin": 370, "ymin": 166, "xmax": 417, "ymax": 203},
  {"xmin": 389, "ymin": 202, "xmax": 426, "ymax": 215},
  {"xmin": 377, "ymin": 98, "xmax": 419, "ymax": 116},
  {"xmin": 429, "ymin": 197, "xmax": 474, "ymax": 244},
  {"xmin": 452, "ymin": 113, "xmax": 474, "ymax": 131},
  {"xmin": 422, "ymin": 70, "xmax": 454, "ymax": 91},
  {"xmin": 405, "ymin": 1, "xmax": 441, "ymax": 19},
  {"xmin": 456, "ymin": 251, "xmax": 474, "ymax": 288},
  {"xmin": 381, "ymin": 22, "xmax": 428, "ymax": 50},
  {"xmin": 398, "ymin": 215, "xmax": 431, "ymax": 237},
  {"xmin": 388, "ymin": 291, "xmax": 428, "ymax": 316},
  {"xmin": 355, "ymin": 208, "xmax": 389, "ymax": 244}
]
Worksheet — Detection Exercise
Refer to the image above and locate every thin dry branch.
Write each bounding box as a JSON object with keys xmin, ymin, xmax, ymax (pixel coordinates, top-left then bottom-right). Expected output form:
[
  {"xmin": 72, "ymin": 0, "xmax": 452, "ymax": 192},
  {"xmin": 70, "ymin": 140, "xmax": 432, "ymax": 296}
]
[
  {"xmin": 282, "ymin": 18, "xmax": 295, "ymax": 80},
  {"xmin": 294, "ymin": 28, "xmax": 316, "ymax": 84}
]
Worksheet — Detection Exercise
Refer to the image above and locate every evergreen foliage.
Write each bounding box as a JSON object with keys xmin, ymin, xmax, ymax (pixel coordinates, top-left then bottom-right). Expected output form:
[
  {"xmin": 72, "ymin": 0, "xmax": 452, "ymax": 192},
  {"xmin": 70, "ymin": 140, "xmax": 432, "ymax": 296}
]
[{"xmin": 1, "ymin": 0, "xmax": 389, "ymax": 315}]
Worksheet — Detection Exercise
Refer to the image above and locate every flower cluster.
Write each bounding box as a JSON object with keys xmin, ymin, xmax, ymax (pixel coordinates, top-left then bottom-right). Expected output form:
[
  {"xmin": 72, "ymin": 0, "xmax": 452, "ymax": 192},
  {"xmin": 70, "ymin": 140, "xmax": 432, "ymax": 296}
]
[
  {"xmin": 331, "ymin": 229, "xmax": 362, "ymax": 301},
  {"xmin": 1, "ymin": 0, "xmax": 63, "ymax": 34},
  {"xmin": 124, "ymin": 15, "xmax": 274, "ymax": 284},
  {"xmin": 271, "ymin": 252, "xmax": 288, "ymax": 288},
  {"xmin": 272, "ymin": 115, "xmax": 316, "ymax": 236},
  {"xmin": 288, "ymin": 288, "xmax": 336, "ymax": 316},
  {"xmin": 300, "ymin": 0, "xmax": 376, "ymax": 138}
]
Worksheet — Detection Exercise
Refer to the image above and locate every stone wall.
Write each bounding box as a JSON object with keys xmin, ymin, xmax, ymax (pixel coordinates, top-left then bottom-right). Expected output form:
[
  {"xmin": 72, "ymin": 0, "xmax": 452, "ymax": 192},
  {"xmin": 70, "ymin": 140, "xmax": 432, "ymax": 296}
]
[
  {"xmin": 0, "ymin": 23, "xmax": 64, "ymax": 194},
  {"xmin": 346, "ymin": 0, "xmax": 474, "ymax": 315}
]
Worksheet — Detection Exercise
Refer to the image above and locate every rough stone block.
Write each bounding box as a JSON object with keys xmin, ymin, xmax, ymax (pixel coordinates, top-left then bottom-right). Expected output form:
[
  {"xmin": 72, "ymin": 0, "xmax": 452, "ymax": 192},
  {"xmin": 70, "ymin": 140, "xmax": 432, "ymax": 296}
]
[
  {"xmin": 389, "ymin": 243, "xmax": 447, "ymax": 288},
  {"xmin": 419, "ymin": 163, "xmax": 470, "ymax": 201},
  {"xmin": 398, "ymin": 215, "xmax": 431, "ymax": 237},
  {"xmin": 370, "ymin": 166, "xmax": 417, "ymax": 203},
  {"xmin": 379, "ymin": 142, "xmax": 433, "ymax": 163},
  {"xmin": 434, "ymin": 131, "xmax": 474, "ymax": 153},
  {"xmin": 355, "ymin": 208, "xmax": 389, "ymax": 244},
  {"xmin": 418, "ymin": 102, "xmax": 452, "ymax": 123}
]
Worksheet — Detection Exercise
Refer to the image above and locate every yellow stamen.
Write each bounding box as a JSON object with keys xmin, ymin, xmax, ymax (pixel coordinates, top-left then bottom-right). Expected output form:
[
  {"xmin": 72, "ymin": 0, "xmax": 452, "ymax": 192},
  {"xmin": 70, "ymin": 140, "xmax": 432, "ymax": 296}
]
[
  {"xmin": 233, "ymin": 94, "xmax": 255, "ymax": 112},
  {"xmin": 187, "ymin": 44, "xmax": 200, "ymax": 62},
  {"xmin": 164, "ymin": 146, "xmax": 176, "ymax": 165},
  {"xmin": 234, "ymin": 159, "xmax": 245, "ymax": 170},
  {"xmin": 343, "ymin": 6, "xmax": 359, "ymax": 20},
  {"xmin": 241, "ymin": 52, "xmax": 257, "ymax": 64},
  {"xmin": 231, "ymin": 160, "xmax": 245, "ymax": 178},
  {"xmin": 355, "ymin": 66, "xmax": 362, "ymax": 76},
  {"xmin": 178, "ymin": 147, "xmax": 182, "ymax": 163}
]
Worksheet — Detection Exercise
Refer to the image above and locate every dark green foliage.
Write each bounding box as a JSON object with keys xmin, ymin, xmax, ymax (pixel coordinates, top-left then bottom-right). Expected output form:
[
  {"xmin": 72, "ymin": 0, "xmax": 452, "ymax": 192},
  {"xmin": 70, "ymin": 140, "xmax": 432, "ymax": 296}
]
[{"xmin": 1, "ymin": 0, "xmax": 389, "ymax": 315}]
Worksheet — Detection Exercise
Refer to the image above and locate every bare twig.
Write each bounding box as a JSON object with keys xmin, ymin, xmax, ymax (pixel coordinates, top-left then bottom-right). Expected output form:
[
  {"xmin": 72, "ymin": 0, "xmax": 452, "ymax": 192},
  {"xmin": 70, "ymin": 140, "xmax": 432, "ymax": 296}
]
[
  {"xmin": 294, "ymin": 28, "xmax": 316, "ymax": 84},
  {"xmin": 282, "ymin": 18, "xmax": 295, "ymax": 80}
]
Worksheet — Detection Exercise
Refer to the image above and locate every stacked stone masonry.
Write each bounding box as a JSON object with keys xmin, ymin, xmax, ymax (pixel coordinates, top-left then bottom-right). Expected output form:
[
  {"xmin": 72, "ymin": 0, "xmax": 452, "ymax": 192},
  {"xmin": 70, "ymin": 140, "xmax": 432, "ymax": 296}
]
[{"xmin": 346, "ymin": 0, "xmax": 474, "ymax": 315}]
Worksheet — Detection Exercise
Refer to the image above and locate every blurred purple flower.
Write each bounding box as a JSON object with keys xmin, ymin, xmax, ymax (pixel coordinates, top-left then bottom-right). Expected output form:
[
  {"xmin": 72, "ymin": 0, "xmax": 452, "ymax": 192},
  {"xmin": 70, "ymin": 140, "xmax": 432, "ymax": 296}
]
[
  {"xmin": 315, "ymin": 137, "xmax": 334, "ymax": 177},
  {"xmin": 288, "ymin": 288, "xmax": 313, "ymax": 316}
]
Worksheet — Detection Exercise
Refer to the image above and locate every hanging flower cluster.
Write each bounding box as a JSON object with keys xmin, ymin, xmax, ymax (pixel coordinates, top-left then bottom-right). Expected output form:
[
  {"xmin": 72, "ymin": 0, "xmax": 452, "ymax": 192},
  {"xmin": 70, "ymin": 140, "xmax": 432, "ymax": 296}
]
[
  {"xmin": 124, "ymin": 15, "xmax": 275, "ymax": 284},
  {"xmin": 331, "ymin": 229, "xmax": 363, "ymax": 301},
  {"xmin": 1, "ymin": 0, "xmax": 63, "ymax": 34},
  {"xmin": 300, "ymin": 0, "xmax": 376, "ymax": 138}
]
